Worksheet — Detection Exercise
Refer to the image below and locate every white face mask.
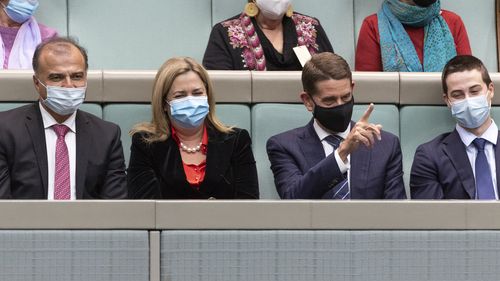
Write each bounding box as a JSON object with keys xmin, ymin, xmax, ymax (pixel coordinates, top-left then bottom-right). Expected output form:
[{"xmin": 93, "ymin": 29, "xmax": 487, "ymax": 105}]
[
  {"xmin": 38, "ymin": 79, "xmax": 86, "ymax": 116},
  {"xmin": 255, "ymin": 0, "xmax": 291, "ymax": 20}
]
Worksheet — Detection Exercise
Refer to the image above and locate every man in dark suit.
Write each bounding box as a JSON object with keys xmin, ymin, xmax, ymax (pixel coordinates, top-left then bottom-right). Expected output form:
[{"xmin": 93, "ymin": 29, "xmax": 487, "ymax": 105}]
[
  {"xmin": 0, "ymin": 37, "xmax": 127, "ymax": 199},
  {"xmin": 266, "ymin": 52, "xmax": 406, "ymax": 199},
  {"xmin": 411, "ymin": 55, "xmax": 498, "ymax": 199}
]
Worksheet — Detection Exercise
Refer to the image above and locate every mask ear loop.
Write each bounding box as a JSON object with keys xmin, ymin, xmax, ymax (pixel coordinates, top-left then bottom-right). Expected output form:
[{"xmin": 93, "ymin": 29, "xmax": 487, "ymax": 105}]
[
  {"xmin": 34, "ymin": 77, "xmax": 50, "ymax": 102},
  {"xmin": 35, "ymin": 77, "xmax": 47, "ymax": 88},
  {"xmin": 306, "ymin": 92, "xmax": 318, "ymax": 110},
  {"xmin": 163, "ymin": 99, "xmax": 171, "ymax": 113},
  {"xmin": 486, "ymin": 90, "xmax": 493, "ymax": 108}
]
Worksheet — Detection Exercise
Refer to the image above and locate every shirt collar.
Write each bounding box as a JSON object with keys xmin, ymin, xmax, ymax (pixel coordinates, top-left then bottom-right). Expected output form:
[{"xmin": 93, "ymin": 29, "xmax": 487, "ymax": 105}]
[
  {"xmin": 38, "ymin": 102, "xmax": 77, "ymax": 133},
  {"xmin": 456, "ymin": 119, "xmax": 498, "ymax": 147},
  {"xmin": 313, "ymin": 119, "xmax": 351, "ymax": 141}
]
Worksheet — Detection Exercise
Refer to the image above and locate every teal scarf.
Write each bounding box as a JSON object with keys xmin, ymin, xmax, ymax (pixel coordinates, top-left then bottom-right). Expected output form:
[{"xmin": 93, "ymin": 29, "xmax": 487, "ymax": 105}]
[{"xmin": 377, "ymin": 0, "xmax": 456, "ymax": 72}]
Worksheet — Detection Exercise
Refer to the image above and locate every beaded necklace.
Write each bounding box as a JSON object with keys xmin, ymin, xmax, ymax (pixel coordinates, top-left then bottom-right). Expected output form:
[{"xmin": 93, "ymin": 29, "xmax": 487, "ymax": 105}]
[{"xmin": 179, "ymin": 141, "xmax": 203, "ymax": 153}]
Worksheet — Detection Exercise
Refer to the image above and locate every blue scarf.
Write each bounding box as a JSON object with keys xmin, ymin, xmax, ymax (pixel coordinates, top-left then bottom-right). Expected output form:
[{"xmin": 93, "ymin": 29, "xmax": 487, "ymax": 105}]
[{"xmin": 377, "ymin": 0, "xmax": 456, "ymax": 72}]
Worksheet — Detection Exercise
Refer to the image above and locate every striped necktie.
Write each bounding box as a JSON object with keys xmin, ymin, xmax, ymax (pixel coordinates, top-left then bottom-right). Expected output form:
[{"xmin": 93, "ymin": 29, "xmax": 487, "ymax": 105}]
[{"xmin": 324, "ymin": 135, "xmax": 350, "ymax": 200}]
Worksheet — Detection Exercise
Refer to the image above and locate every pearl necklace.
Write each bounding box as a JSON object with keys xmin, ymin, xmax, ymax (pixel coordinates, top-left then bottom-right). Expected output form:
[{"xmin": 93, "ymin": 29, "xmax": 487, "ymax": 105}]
[{"xmin": 180, "ymin": 142, "xmax": 203, "ymax": 153}]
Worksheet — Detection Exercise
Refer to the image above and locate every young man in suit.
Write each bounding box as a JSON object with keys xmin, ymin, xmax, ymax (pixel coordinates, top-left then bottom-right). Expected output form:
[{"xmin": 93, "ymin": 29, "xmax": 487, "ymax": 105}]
[
  {"xmin": 0, "ymin": 37, "xmax": 127, "ymax": 199},
  {"xmin": 266, "ymin": 52, "xmax": 406, "ymax": 199},
  {"xmin": 411, "ymin": 55, "xmax": 498, "ymax": 199}
]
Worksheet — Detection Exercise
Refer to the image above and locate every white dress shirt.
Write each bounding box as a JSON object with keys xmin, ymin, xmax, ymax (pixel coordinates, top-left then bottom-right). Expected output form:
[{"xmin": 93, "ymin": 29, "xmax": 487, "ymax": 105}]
[
  {"xmin": 313, "ymin": 120, "xmax": 351, "ymax": 185},
  {"xmin": 39, "ymin": 102, "xmax": 77, "ymax": 200},
  {"xmin": 456, "ymin": 119, "xmax": 498, "ymax": 199}
]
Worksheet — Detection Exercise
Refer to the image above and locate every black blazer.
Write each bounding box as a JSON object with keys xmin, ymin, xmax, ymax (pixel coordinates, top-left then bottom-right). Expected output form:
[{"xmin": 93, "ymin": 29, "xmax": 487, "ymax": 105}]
[
  {"xmin": 127, "ymin": 126, "xmax": 259, "ymax": 199},
  {"xmin": 0, "ymin": 103, "xmax": 127, "ymax": 199},
  {"xmin": 203, "ymin": 12, "xmax": 333, "ymax": 70}
]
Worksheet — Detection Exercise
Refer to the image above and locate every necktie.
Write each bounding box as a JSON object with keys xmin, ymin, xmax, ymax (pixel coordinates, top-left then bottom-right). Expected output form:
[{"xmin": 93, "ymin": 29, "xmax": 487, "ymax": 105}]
[
  {"xmin": 473, "ymin": 138, "xmax": 496, "ymax": 199},
  {"xmin": 324, "ymin": 135, "xmax": 350, "ymax": 199},
  {"xmin": 53, "ymin": 124, "xmax": 70, "ymax": 200}
]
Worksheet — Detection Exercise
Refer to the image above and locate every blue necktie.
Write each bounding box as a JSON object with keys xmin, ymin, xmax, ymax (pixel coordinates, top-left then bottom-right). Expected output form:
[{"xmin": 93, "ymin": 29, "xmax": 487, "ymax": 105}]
[
  {"xmin": 473, "ymin": 138, "xmax": 496, "ymax": 199},
  {"xmin": 324, "ymin": 135, "xmax": 350, "ymax": 200}
]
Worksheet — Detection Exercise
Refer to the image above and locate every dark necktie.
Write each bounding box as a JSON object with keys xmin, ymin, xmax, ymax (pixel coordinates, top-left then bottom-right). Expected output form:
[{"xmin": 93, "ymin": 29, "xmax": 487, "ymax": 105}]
[
  {"xmin": 324, "ymin": 135, "xmax": 350, "ymax": 200},
  {"xmin": 472, "ymin": 138, "xmax": 496, "ymax": 200}
]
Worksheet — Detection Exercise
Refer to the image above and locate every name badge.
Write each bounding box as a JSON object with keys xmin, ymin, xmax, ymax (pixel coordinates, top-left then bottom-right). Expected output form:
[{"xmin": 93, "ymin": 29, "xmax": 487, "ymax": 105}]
[{"xmin": 293, "ymin": 45, "xmax": 312, "ymax": 67}]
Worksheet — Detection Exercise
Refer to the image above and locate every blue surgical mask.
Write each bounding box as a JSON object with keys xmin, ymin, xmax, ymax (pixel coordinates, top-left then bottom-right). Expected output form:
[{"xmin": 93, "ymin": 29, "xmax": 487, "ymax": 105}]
[
  {"xmin": 169, "ymin": 96, "xmax": 209, "ymax": 129},
  {"xmin": 1, "ymin": 0, "xmax": 39, "ymax": 24},
  {"xmin": 450, "ymin": 94, "xmax": 491, "ymax": 129},
  {"xmin": 38, "ymin": 79, "xmax": 86, "ymax": 116}
]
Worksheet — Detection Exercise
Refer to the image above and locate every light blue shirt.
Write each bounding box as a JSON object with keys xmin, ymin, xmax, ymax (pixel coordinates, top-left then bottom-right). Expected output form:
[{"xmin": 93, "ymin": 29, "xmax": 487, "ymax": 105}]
[{"xmin": 456, "ymin": 119, "xmax": 498, "ymax": 199}]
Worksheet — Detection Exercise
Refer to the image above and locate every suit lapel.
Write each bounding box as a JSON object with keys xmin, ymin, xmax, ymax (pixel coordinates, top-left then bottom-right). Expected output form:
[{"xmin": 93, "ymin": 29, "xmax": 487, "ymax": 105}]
[
  {"xmin": 25, "ymin": 104, "xmax": 49, "ymax": 197},
  {"xmin": 202, "ymin": 128, "xmax": 231, "ymax": 197},
  {"xmin": 443, "ymin": 130, "xmax": 476, "ymax": 199},
  {"xmin": 75, "ymin": 111, "xmax": 91, "ymax": 199},
  {"xmin": 350, "ymin": 147, "xmax": 371, "ymax": 192},
  {"xmin": 347, "ymin": 122, "xmax": 370, "ymax": 192},
  {"xmin": 299, "ymin": 120, "xmax": 327, "ymax": 168},
  {"xmin": 158, "ymin": 138, "xmax": 193, "ymax": 197}
]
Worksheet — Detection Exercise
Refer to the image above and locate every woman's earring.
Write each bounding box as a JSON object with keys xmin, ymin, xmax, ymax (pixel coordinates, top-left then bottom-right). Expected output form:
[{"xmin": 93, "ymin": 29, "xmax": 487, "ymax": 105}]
[
  {"xmin": 244, "ymin": 2, "xmax": 259, "ymax": 17},
  {"xmin": 285, "ymin": 4, "xmax": 293, "ymax": 17}
]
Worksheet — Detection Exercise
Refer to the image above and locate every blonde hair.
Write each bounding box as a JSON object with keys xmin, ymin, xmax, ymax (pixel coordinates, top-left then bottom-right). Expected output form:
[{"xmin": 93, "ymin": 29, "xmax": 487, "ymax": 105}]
[{"xmin": 130, "ymin": 57, "xmax": 232, "ymax": 143}]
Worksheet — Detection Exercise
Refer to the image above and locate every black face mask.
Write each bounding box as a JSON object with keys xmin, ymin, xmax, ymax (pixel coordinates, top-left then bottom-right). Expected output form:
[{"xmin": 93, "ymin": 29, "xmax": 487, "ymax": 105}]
[
  {"xmin": 413, "ymin": 0, "xmax": 437, "ymax": 7},
  {"xmin": 311, "ymin": 96, "xmax": 354, "ymax": 133}
]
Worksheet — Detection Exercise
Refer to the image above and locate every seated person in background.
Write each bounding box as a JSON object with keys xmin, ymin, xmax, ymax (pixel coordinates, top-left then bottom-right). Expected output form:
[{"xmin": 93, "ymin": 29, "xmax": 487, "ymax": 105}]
[
  {"xmin": 0, "ymin": 0, "xmax": 57, "ymax": 69},
  {"xmin": 411, "ymin": 55, "xmax": 499, "ymax": 199},
  {"xmin": 203, "ymin": 0, "xmax": 333, "ymax": 70},
  {"xmin": 355, "ymin": 0, "xmax": 471, "ymax": 72},
  {"xmin": 267, "ymin": 52, "xmax": 406, "ymax": 199},
  {"xmin": 0, "ymin": 37, "xmax": 127, "ymax": 199},
  {"xmin": 127, "ymin": 57, "xmax": 259, "ymax": 199}
]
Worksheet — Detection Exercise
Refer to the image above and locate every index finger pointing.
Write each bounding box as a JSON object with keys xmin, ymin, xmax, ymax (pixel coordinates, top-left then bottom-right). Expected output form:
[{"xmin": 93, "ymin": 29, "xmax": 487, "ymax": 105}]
[{"xmin": 359, "ymin": 103, "xmax": 374, "ymax": 123}]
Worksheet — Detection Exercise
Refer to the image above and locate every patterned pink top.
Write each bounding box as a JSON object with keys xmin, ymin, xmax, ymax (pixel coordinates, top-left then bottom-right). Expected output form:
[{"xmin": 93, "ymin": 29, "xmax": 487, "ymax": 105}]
[
  {"xmin": 0, "ymin": 22, "xmax": 57, "ymax": 68},
  {"xmin": 203, "ymin": 12, "xmax": 333, "ymax": 71}
]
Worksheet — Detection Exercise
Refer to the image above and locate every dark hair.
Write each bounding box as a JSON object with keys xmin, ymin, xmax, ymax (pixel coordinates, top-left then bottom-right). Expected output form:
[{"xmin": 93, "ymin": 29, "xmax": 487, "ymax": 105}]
[
  {"xmin": 32, "ymin": 37, "xmax": 88, "ymax": 73},
  {"xmin": 301, "ymin": 52, "xmax": 352, "ymax": 96},
  {"xmin": 442, "ymin": 55, "xmax": 492, "ymax": 94}
]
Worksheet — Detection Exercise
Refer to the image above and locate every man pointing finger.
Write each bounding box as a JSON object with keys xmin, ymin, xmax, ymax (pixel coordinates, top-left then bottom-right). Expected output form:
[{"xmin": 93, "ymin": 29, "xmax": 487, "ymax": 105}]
[{"xmin": 266, "ymin": 52, "xmax": 406, "ymax": 199}]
